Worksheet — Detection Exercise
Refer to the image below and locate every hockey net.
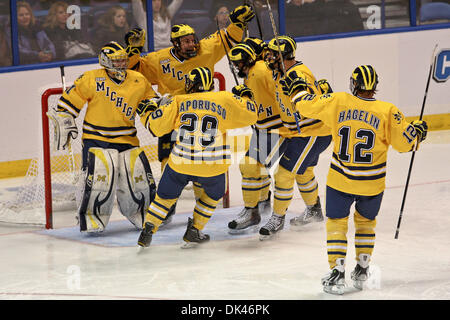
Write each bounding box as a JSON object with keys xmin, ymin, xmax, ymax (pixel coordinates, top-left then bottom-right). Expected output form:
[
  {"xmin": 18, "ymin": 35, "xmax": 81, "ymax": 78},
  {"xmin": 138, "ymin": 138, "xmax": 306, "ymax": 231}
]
[{"xmin": 0, "ymin": 72, "xmax": 230, "ymax": 228}]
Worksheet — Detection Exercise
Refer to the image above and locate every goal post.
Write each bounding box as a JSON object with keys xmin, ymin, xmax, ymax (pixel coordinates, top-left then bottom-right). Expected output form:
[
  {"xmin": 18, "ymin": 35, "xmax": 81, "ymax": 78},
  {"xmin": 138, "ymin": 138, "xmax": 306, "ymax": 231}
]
[{"xmin": 1, "ymin": 72, "xmax": 231, "ymax": 229}]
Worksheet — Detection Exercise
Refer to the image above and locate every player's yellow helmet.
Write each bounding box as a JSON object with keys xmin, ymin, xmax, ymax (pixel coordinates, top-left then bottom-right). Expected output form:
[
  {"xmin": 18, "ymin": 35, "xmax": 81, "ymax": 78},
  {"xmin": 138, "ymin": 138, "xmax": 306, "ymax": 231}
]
[
  {"xmin": 99, "ymin": 41, "xmax": 128, "ymax": 81},
  {"xmin": 171, "ymin": 24, "xmax": 199, "ymax": 58},
  {"xmin": 229, "ymin": 43, "xmax": 257, "ymax": 78},
  {"xmin": 267, "ymin": 35, "xmax": 296, "ymax": 60},
  {"xmin": 185, "ymin": 67, "xmax": 214, "ymax": 93},
  {"xmin": 350, "ymin": 65, "xmax": 378, "ymax": 95},
  {"xmin": 243, "ymin": 37, "xmax": 267, "ymax": 59}
]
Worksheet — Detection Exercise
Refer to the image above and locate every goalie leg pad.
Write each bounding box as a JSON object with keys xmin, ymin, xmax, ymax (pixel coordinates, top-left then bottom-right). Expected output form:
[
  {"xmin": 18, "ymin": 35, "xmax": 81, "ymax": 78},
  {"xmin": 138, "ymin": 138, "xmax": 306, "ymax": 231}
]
[
  {"xmin": 78, "ymin": 148, "xmax": 118, "ymax": 233},
  {"xmin": 117, "ymin": 147, "xmax": 157, "ymax": 229}
]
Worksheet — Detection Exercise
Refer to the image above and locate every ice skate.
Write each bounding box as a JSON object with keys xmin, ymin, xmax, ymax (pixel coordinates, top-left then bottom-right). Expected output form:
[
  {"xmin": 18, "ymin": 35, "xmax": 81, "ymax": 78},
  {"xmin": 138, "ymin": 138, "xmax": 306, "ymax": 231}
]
[
  {"xmin": 181, "ymin": 217, "xmax": 210, "ymax": 248},
  {"xmin": 351, "ymin": 254, "xmax": 370, "ymax": 290},
  {"xmin": 290, "ymin": 197, "xmax": 324, "ymax": 227},
  {"xmin": 228, "ymin": 206, "xmax": 261, "ymax": 234},
  {"xmin": 322, "ymin": 258, "xmax": 346, "ymax": 295},
  {"xmin": 137, "ymin": 222, "xmax": 155, "ymax": 248},
  {"xmin": 259, "ymin": 213, "xmax": 285, "ymax": 240}
]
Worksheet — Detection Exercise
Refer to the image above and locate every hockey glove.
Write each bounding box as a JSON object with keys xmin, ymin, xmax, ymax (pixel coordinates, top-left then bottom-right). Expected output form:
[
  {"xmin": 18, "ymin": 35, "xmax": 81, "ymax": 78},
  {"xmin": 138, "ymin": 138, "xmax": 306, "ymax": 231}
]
[
  {"xmin": 411, "ymin": 120, "xmax": 428, "ymax": 143},
  {"xmin": 244, "ymin": 37, "xmax": 268, "ymax": 59},
  {"xmin": 125, "ymin": 28, "xmax": 146, "ymax": 56},
  {"xmin": 229, "ymin": 4, "xmax": 255, "ymax": 29},
  {"xmin": 47, "ymin": 108, "xmax": 78, "ymax": 151},
  {"xmin": 136, "ymin": 99, "xmax": 158, "ymax": 117},
  {"xmin": 318, "ymin": 79, "xmax": 333, "ymax": 94},
  {"xmin": 232, "ymin": 84, "xmax": 254, "ymax": 100},
  {"xmin": 280, "ymin": 70, "xmax": 308, "ymax": 97}
]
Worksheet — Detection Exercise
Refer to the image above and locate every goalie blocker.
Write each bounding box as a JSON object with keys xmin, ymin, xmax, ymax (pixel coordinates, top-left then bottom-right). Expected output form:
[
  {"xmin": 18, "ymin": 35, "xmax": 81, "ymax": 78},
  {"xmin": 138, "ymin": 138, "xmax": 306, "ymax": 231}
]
[{"xmin": 79, "ymin": 147, "xmax": 156, "ymax": 233}]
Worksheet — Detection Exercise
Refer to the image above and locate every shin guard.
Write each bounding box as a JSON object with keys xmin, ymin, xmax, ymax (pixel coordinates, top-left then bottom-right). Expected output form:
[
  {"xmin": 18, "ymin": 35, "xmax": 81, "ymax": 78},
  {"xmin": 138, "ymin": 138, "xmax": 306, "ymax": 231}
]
[
  {"xmin": 193, "ymin": 193, "xmax": 220, "ymax": 231},
  {"xmin": 296, "ymin": 166, "xmax": 318, "ymax": 206},
  {"xmin": 273, "ymin": 165, "xmax": 295, "ymax": 215},
  {"xmin": 354, "ymin": 211, "xmax": 376, "ymax": 262},
  {"xmin": 326, "ymin": 217, "xmax": 349, "ymax": 269}
]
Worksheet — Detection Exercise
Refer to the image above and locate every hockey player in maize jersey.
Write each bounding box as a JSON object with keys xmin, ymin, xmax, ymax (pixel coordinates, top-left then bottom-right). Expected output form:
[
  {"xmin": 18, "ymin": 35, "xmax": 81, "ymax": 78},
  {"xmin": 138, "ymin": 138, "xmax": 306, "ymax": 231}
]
[
  {"xmin": 285, "ymin": 64, "xmax": 428, "ymax": 294},
  {"xmin": 258, "ymin": 35, "xmax": 332, "ymax": 240},
  {"xmin": 124, "ymin": 4, "xmax": 256, "ymax": 225},
  {"xmin": 136, "ymin": 67, "xmax": 257, "ymax": 248},
  {"xmin": 47, "ymin": 41, "xmax": 158, "ymax": 233},
  {"xmin": 226, "ymin": 39, "xmax": 291, "ymax": 234}
]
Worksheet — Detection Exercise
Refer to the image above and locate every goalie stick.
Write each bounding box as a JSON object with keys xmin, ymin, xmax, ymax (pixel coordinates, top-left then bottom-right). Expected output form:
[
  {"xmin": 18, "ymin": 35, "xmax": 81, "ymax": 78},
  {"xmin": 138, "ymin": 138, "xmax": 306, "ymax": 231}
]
[{"xmin": 394, "ymin": 44, "xmax": 438, "ymax": 239}]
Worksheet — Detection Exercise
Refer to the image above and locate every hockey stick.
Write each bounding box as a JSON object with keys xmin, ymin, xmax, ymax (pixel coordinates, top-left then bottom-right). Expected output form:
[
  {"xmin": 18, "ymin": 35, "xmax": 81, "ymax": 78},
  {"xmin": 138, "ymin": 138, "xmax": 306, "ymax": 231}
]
[
  {"xmin": 59, "ymin": 65, "xmax": 78, "ymax": 184},
  {"xmin": 265, "ymin": 0, "xmax": 301, "ymax": 134},
  {"xmin": 248, "ymin": 0, "xmax": 263, "ymax": 40},
  {"xmin": 394, "ymin": 44, "xmax": 438, "ymax": 239},
  {"xmin": 216, "ymin": 19, "xmax": 239, "ymax": 85}
]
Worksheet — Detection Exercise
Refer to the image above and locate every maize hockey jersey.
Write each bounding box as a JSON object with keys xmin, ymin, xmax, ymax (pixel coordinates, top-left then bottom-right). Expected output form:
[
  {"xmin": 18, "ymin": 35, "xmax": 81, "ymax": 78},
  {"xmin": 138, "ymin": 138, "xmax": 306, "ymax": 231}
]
[
  {"xmin": 274, "ymin": 62, "xmax": 330, "ymax": 138},
  {"xmin": 246, "ymin": 60, "xmax": 290, "ymax": 137},
  {"xmin": 293, "ymin": 91, "xmax": 419, "ymax": 196},
  {"xmin": 140, "ymin": 91, "xmax": 257, "ymax": 177},
  {"xmin": 56, "ymin": 68, "xmax": 157, "ymax": 146},
  {"xmin": 129, "ymin": 24, "xmax": 243, "ymax": 95}
]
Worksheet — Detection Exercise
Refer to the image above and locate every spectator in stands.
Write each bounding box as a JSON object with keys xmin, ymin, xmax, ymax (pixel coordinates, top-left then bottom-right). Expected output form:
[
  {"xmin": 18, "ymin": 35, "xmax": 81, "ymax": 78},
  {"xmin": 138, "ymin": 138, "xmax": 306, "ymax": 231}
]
[
  {"xmin": 326, "ymin": 0, "xmax": 364, "ymax": 33},
  {"xmin": 0, "ymin": 26, "xmax": 12, "ymax": 67},
  {"xmin": 131, "ymin": 0, "xmax": 184, "ymax": 52},
  {"xmin": 201, "ymin": 3, "xmax": 230, "ymax": 38},
  {"xmin": 28, "ymin": 0, "xmax": 82, "ymax": 11},
  {"xmin": 285, "ymin": 0, "xmax": 363, "ymax": 37},
  {"xmin": 43, "ymin": 1, "xmax": 95, "ymax": 61},
  {"xmin": 14, "ymin": 1, "xmax": 55, "ymax": 64},
  {"xmin": 92, "ymin": 5, "xmax": 131, "ymax": 52}
]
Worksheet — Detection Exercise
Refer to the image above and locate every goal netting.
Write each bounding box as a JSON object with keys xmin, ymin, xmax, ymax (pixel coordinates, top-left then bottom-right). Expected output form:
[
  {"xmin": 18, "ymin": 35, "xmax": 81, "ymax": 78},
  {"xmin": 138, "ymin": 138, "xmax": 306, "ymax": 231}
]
[{"xmin": 0, "ymin": 73, "xmax": 230, "ymax": 228}]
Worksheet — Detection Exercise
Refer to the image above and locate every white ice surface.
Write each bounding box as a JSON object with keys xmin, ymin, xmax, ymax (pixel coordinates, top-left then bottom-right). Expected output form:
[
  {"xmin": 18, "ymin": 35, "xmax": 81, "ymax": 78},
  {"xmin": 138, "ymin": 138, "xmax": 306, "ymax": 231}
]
[{"xmin": 0, "ymin": 131, "xmax": 449, "ymax": 300}]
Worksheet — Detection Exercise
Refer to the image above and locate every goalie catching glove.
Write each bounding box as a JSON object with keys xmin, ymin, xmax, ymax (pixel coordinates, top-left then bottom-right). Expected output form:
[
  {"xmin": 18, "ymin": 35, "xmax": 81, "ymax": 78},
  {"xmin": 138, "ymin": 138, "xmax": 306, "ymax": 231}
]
[
  {"xmin": 411, "ymin": 120, "xmax": 428, "ymax": 143},
  {"xmin": 280, "ymin": 70, "xmax": 309, "ymax": 97},
  {"xmin": 232, "ymin": 84, "xmax": 254, "ymax": 100},
  {"xmin": 229, "ymin": 4, "xmax": 255, "ymax": 29},
  {"xmin": 125, "ymin": 28, "xmax": 146, "ymax": 56},
  {"xmin": 47, "ymin": 108, "xmax": 78, "ymax": 151},
  {"xmin": 136, "ymin": 99, "xmax": 158, "ymax": 117}
]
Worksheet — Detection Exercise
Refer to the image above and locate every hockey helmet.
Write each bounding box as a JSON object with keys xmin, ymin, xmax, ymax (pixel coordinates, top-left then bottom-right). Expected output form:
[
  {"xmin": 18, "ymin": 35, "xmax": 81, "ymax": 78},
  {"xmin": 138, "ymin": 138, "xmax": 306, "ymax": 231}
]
[
  {"xmin": 99, "ymin": 41, "xmax": 128, "ymax": 81},
  {"xmin": 229, "ymin": 43, "xmax": 257, "ymax": 78},
  {"xmin": 171, "ymin": 24, "xmax": 199, "ymax": 58},
  {"xmin": 267, "ymin": 35, "xmax": 296, "ymax": 59},
  {"xmin": 185, "ymin": 67, "xmax": 214, "ymax": 93},
  {"xmin": 350, "ymin": 65, "xmax": 378, "ymax": 95},
  {"xmin": 243, "ymin": 37, "xmax": 267, "ymax": 59}
]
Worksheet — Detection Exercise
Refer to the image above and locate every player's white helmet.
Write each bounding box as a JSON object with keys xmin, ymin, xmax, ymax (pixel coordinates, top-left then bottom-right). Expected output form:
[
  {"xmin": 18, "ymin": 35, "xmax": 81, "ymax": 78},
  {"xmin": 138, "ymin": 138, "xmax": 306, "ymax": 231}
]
[{"xmin": 99, "ymin": 41, "xmax": 128, "ymax": 81}]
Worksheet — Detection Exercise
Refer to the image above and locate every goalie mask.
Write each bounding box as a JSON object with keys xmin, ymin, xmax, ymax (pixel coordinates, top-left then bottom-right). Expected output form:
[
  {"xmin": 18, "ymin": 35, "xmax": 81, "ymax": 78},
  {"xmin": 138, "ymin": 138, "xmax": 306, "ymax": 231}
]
[
  {"xmin": 229, "ymin": 43, "xmax": 257, "ymax": 78},
  {"xmin": 185, "ymin": 67, "xmax": 214, "ymax": 93},
  {"xmin": 350, "ymin": 65, "xmax": 378, "ymax": 96},
  {"xmin": 99, "ymin": 41, "xmax": 128, "ymax": 81},
  {"xmin": 171, "ymin": 24, "xmax": 199, "ymax": 59},
  {"xmin": 264, "ymin": 35, "xmax": 297, "ymax": 72}
]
